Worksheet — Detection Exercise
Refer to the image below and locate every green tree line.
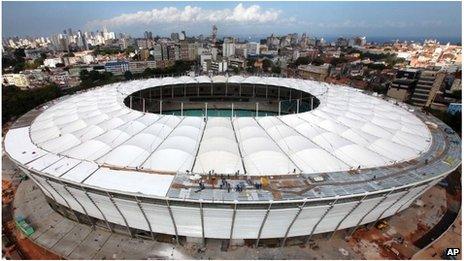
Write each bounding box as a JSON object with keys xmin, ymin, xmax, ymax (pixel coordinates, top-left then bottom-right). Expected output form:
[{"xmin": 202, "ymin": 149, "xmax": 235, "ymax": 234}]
[{"xmin": 2, "ymin": 84, "xmax": 62, "ymax": 125}]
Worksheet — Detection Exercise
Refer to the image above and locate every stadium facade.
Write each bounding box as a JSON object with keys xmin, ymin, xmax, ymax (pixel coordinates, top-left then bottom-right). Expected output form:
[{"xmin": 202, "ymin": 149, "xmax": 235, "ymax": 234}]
[{"xmin": 4, "ymin": 76, "xmax": 461, "ymax": 245}]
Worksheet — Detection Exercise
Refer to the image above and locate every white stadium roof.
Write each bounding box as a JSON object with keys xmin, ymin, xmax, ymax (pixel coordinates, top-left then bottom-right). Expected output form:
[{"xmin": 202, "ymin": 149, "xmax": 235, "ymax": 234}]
[
  {"xmin": 26, "ymin": 76, "xmax": 432, "ymax": 176},
  {"xmin": 5, "ymin": 76, "xmax": 437, "ymax": 197}
]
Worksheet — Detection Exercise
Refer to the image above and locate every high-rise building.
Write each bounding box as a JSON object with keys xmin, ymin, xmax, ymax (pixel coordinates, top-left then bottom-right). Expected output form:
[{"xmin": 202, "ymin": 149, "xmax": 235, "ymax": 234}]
[
  {"xmin": 410, "ymin": 70, "xmax": 446, "ymax": 107},
  {"xmin": 167, "ymin": 45, "xmax": 180, "ymax": 60},
  {"xmin": 144, "ymin": 31, "xmax": 153, "ymax": 40},
  {"xmin": 180, "ymin": 41, "xmax": 190, "ymax": 61},
  {"xmin": 211, "ymin": 25, "xmax": 218, "ymax": 46},
  {"xmin": 222, "ymin": 43, "xmax": 236, "ymax": 57},
  {"xmin": 161, "ymin": 44, "xmax": 169, "ymax": 60},
  {"xmin": 151, "ymin": 44, "xmax": 163, "ymax": 61}
]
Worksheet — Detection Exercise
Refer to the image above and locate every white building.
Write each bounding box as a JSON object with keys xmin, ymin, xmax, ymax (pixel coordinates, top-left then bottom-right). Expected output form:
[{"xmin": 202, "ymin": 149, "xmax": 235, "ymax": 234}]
[
  {"xmin": 44, "ymin": 58, "xmax": 63, "ymax": 68},
  {"xmin": 222, "ymin": 43, "xmax": 236, "ymax": 57},
  {"xmin": 3, "ymin": 73, "xmax": 30, "ymax": 89},
  {"xmin": 211, "ymin": 60, "xmax": 228, "ymax": 72}
]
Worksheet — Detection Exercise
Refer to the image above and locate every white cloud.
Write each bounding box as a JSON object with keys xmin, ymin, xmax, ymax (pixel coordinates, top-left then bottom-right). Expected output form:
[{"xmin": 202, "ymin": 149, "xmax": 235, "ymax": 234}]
[{"xmin": 86, "ymin": 3, "xmax": 282, "ymax": 29}]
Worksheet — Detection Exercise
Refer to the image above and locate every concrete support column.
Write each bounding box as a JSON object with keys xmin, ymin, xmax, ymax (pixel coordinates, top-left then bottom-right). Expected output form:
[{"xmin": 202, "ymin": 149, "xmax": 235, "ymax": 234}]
[
  {"xmin": 255, "ymin": 202, "xmax": 272, "ymax": 248},
  {"xmin": 349, "ymin": 191, "xmax": 392, "ymax": 237},
  {"xmin": 395, "ymin": 183, "xmax": 433, "ymax": 215},
  {"xmin": 329, "ymin": 194, "xmax": 367, "ymax": 240},
  {"xmin": 135, "ymin": 196, "xmax": 155, "ymax": 240},
  {"xmin": 305, "ymin": 198, "xmax": 339, "ymax": 245},
  {"xmin": 166, "ymin": 200, "xmax": 180, "ymax": 244},
  {"xmin": 60, "ymin": 181, "xmax": 95, "ymax": 229},
  {"xmin": 81, "ymin": 186, "xmax": 113, "ymax": 232},
  {"xmin": 45, "ymin": 178, "xmax": 81, "ymax": 223},
  {"xmin": 368, "ymin": 188, "xmax": 412, "ymax": 230},
  {"xmin": 199, "ymin": 201, "xmax": 205, "ymax": 246},
  {"xmin": 281, "ymin": 201, "xmax": 307, "ymax": 247},
  {"xmin": 228, "ymin": 203, "xmax": 238, "ymax": 248},
  {"xmin": 106, "ymin": 192, "xmax": 133, "ymax": 238}
]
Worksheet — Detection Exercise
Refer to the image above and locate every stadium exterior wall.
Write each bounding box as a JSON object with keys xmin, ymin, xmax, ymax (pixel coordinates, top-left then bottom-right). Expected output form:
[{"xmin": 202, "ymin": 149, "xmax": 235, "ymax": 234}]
[{"xmin": 16, "ymin": 164, "xmax": 442, "ymax": 240}]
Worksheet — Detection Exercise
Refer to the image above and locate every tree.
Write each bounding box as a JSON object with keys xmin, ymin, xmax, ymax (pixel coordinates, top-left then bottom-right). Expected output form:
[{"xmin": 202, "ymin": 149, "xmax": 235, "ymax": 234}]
[
  {"xmin": 246, "ymin": 66, "xmax": 257, "ymax": 74},
  {"xmin": 449, "ymin": 90, "xmax": 462, "ymax": 100},
  {"xmin": 311, "ymin": 57, "xmax": 325, "ymax": 66},
  {"xmin": 2, "ymin": 84, "xmax": 62, "ymax": 125},
  {"xmin": 271, "ymin": 65, "xmax": 281, "ymax": 74},
  {"xmin": 330, "ymin": 57, "xmax": 348, "ymax": 66},
  {"xmin": 368, "ymin": 63, "xmax": 387, "ymax": 70},
  {"xmin": 262, "ymin": 59, "xmax": 273, "ymax": 72},
  {"xmin": 293, "ymin": 57, "xmax": 311, "ymax": 66}
]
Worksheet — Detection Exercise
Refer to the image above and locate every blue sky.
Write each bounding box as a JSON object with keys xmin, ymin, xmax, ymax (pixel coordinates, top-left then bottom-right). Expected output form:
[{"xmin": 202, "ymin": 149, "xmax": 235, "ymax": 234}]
[{"xmin": 2, "ymin": 1, "xmax": 462, "ymax": 40}]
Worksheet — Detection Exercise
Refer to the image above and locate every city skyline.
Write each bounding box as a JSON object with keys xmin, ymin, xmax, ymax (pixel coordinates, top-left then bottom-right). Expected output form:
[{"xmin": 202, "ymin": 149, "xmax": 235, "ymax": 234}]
[{"xmin": 3, "ymin": 1, "xmax": 462, "ymax": 41}]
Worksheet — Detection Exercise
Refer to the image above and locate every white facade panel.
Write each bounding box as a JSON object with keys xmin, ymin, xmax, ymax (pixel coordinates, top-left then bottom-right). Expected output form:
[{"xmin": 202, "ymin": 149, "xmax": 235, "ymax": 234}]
[
  {"xmin": 203, "ymin": 207, "xmax": 233, "ymax": 239},
  {"xmin": 171, "ymin": 206, "xmax": 202, "ymax": 238},
  {"xmin": 140, "ymin": 203, "xmax": 175, "ymax": 235},
  {"xmin": 113, "ymin": 197, "xmax": 150, "ymax": 232},
  {"xmin": 314, "ymin": 201, "xmax": 358, "ymax": 234},
  {"xmin": 233, "ymin": 209, "xmax": 267, "ymax": 239},
  {"xmin": 288, "ymin": 204, "xmax": 330, "ymax": 237},
  {"xmin": 382, "ymin": 185, "xmax": 427, "ymax": 218},
  {"xmin": 88, "ymin": 193, "xmax": 126, "ymax": 227},
  {"xmin": 66, "ymin": 186, "xmax": 105, "ymax": 220},
  {"xmin": 338, "ymin": 197, "xmax": 383, "ymax": 230},
  {"xmin": 260, "ymin": 208, "xmax": 298, "ymax": 238}
]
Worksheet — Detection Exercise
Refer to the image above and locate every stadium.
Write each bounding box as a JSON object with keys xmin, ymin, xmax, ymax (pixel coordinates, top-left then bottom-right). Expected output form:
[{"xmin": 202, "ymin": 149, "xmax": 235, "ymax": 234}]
[{"xmin": 4, "ymin": 75, "xmax": 461, "ymax": 246}]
